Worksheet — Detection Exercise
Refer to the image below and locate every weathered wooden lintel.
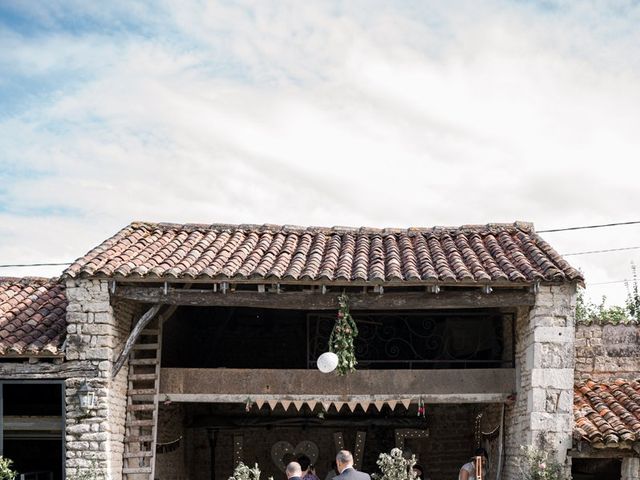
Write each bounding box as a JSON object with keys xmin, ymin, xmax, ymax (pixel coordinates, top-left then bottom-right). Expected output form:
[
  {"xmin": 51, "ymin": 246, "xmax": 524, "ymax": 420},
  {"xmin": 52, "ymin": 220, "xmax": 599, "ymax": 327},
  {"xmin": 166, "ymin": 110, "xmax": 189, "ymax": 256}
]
[
  {"xmin": 160, "ymin": 368, "xmax": 515, "ymax": 401},
  {"xmin": 115, "ymin": 287, "xmax": 533, "ymax": 310},
  {"xmin": 164, "ymin": 393, "xmax": 510, "ymax": 405},
  {"xmin": 568, "ymin": 443, "xmax": 640, "ymax": 458}
]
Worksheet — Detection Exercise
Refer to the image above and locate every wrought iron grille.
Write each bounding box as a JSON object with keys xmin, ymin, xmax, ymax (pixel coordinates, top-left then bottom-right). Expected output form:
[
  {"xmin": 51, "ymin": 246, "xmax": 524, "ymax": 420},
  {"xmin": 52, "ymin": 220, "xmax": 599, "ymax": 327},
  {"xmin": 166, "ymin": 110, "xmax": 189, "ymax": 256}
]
[{"xmin": 307, "ymin": 311, "xmax": 515, "ymax": 369}]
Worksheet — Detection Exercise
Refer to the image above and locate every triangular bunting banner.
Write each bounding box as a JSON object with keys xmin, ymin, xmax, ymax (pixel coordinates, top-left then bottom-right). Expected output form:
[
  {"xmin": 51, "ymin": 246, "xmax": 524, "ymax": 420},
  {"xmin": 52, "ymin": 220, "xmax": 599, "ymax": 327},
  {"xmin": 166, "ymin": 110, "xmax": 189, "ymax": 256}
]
[
  {"xmin": 347, "ymin": 401, "xmax": 359, "ymax": 412},
  {"xmin": 267, "ymin": 400, "xmax": 279, "ymax": 410},
  {"xmin": 322, "ymin": 401, "xmax": 332, "ymax": 412},
  {"xmin": 374, "ymin": 401, "xmax": 385, "ymax": 412},
  {"xmin": 359, "ymin": 401, "xmax": 371, "ymax": 412},
  {"xmin": 401, "ymin": 399, "xmax": 411, "ymax": 409},
  {"xmin": 293, "ymin": 401, "xmax": 305, "ymax": 411},
  {"xmin": 387, "ymin": 400, "xmax": 398, "ymax": 410},
  {"xmin": 334, "ymin": 402, "xmax": 345, "ymax": 412},
  {"xmin": 281, "ymin": 400, "xmax": 292, "ymax": 411},
  {"xmin": 308, "ymin": 400, "xmax": 319, "ymax": 411},
  {"xmin": 255, "ymin": 399, "xmax": 265, "ymax": 410}
]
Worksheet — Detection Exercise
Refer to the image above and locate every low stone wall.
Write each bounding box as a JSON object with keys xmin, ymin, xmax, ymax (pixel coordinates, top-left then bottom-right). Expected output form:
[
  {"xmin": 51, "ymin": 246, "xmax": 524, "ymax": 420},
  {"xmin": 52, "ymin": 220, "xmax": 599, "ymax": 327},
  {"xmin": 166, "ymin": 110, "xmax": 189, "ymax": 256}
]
[{"xmin": 575, "ymin": 323, "xmax": 640, "ymax": 381}]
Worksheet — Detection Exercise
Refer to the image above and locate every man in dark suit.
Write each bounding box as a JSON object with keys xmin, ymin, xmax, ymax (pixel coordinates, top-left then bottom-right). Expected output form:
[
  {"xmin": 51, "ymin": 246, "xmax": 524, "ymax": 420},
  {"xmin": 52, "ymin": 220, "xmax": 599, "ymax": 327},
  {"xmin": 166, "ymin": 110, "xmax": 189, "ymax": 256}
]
[
  {"xmin": 286, "ymin": 461, "xmax": 303, "ymax": 480},
  {"xmin": 333, "ymin": 450, "xmax": 371, "ymax": 480}
]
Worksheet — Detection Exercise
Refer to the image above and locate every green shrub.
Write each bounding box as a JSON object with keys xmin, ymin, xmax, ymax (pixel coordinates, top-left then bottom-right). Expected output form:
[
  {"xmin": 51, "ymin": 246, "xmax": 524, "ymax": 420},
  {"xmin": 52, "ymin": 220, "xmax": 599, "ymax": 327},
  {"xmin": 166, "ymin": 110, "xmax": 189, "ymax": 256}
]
[
  {"xmin": 518, "ymin": 446, "xmax": 568, "ymax": 480},
  {"xmin": 0, "ymin": 457, "xmax": 16, "ymax": 480}
]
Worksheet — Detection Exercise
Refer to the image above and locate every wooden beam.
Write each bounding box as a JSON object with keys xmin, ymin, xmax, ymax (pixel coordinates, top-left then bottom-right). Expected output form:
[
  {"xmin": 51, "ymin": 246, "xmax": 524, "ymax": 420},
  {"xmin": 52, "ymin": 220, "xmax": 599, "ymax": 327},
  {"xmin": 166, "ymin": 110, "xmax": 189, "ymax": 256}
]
[
  {"xmin": 112, "ymin": 304, "xmax": 162, "ymax": 378},
  {"xmin": 160, "ymin": 368, "xmax": 515, "ymax": 400},
  {"xmin": 114, "ymin": 287, "xmax": 533, "ymax": 310},
  {"xmin": 569, "ymin": 444, "xmax": 638, "ymax": 458},
  {"xmin": 164, "ymin": 392, "xmax": 510, "ymax": 404},
  {"xmin": 3, "ymin": 415, "xmax": 63, "ymax": 431}
]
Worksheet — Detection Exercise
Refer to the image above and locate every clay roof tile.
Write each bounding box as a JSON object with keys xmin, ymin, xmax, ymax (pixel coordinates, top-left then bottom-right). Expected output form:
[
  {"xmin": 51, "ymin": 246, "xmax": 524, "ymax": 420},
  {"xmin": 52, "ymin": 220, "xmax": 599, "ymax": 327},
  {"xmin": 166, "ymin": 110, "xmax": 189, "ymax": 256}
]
[
  {"xmin": 62, "ymin": 221, "xmax": 582, "ymax": 285},
  {"xmin": 0, "ymin": 278, "xmax": 66, "ymax": 357}
]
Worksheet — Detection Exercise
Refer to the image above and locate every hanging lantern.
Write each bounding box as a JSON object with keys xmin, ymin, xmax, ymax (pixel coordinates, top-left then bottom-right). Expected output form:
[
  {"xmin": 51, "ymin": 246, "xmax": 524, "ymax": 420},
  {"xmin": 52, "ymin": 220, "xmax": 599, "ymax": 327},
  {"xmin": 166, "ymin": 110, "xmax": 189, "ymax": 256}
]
[
  {"xmin": 77, "ymin": 380, "xmax": 96, "ymax": 414},
  {"xmin": 317, "ymin": 352, "xmax": 339, "ymax": 373}
]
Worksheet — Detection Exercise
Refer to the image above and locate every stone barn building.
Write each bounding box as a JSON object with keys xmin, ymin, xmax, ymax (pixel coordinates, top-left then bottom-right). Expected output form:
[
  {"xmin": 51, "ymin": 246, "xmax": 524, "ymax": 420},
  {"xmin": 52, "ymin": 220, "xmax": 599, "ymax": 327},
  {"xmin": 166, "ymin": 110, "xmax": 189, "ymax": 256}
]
[{"xmin": 0, "ymin": 221, "xmax": 586, "ymax": 480}]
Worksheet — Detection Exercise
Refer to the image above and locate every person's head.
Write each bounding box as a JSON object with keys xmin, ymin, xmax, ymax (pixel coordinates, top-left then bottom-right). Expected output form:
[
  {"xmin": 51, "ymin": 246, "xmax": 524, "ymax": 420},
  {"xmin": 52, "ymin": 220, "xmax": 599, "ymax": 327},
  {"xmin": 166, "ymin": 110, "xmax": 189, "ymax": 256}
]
[
  {"xmin": 471, "ymin": 447, "xmax": 488, "ymax": 467},
  {"xmin": 286, "ymin": 462, "xmax": 302, "ymax": 479},
  {"xmin": 473, "ymin": 447, "xmax": 488, "ymax": 461},
  {"xmin": 298, "ymin": 454, "xmax": 312, "ymax": 472},
  {"xmin": 412, "ymin": 465, "xmax": 424, "ymax": 479},
  {"xmin": 336, "ymin": 450, "xmax": 354, "ymax": 473}
]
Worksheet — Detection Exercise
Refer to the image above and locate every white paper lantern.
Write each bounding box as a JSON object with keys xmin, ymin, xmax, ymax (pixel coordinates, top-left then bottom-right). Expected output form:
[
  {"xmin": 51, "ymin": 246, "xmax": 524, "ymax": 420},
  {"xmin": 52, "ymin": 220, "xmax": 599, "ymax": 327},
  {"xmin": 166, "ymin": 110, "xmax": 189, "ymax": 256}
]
[{"xmin": 317, "ymin": 352, "xmax": 339, "ymax": 373}]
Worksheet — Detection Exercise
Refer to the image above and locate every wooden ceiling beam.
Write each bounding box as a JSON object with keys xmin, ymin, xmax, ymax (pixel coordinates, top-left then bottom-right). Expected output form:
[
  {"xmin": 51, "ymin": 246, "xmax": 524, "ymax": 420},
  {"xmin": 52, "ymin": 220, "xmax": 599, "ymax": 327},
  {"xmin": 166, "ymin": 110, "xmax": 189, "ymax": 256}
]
[{"xmin": 113, "ymin": 286, "xmax": 533, "ymax": 310}]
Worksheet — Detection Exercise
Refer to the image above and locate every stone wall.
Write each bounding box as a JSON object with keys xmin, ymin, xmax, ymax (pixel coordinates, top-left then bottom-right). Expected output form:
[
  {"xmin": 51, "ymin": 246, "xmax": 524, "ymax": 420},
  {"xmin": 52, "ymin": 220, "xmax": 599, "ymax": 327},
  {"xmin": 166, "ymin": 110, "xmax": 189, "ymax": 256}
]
[
  {"xmin": 502, "ymin": 284, "xmax": 577, "ymax": 479},
  {"xmin": 622, "ymin": 458, "xmax": 640, "ymax": 480},
  {"xmin": 64, "ymin": 279, "xmax": 135, "ymax": 480},
  {"xmin": 575, "ymin": 323, "xmax": 640, "ymax": 381}
]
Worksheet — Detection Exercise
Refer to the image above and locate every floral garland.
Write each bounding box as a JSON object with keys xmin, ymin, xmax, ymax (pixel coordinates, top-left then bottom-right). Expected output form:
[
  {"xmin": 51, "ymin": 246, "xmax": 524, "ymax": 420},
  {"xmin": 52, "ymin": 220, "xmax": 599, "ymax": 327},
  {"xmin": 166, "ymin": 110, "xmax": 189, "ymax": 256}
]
[{"xmin": 329, "ymin": 293, "xmax": 359, "ymax": 376}]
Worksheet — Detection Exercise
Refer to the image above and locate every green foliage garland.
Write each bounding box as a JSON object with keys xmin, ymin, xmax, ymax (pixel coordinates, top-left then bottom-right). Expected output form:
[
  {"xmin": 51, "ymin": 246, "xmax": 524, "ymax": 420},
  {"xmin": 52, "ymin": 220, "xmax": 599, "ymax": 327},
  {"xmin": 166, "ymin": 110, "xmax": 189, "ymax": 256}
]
[{"xmin": 329, "ymin": 293, "xmax": 359, "ymax": 375}]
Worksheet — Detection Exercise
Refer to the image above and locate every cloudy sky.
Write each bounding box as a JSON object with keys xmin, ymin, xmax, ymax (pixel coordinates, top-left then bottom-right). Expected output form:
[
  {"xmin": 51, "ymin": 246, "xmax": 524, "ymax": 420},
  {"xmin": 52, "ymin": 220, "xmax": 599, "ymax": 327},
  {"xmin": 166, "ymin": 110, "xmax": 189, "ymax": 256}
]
[{"xmin": 1, "ymin": 1, "xmax": 639, "ymax": 305}]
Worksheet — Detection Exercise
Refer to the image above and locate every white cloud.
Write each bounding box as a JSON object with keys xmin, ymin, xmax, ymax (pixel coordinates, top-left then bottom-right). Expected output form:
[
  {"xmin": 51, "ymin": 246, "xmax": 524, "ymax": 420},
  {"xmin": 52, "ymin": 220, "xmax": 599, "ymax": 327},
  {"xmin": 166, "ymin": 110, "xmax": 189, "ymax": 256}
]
[{"xmin": 1, "ymin": 0, "xmax": 639, "ymax": 304}]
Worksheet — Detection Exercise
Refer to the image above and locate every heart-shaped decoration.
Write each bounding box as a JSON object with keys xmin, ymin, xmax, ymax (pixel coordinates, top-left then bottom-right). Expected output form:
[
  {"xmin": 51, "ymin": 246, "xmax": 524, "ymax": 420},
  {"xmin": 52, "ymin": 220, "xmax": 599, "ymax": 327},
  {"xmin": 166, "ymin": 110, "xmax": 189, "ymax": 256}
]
[{"xmin": 271, "ymin": 440, "xmax": 320, "ymax": 471}]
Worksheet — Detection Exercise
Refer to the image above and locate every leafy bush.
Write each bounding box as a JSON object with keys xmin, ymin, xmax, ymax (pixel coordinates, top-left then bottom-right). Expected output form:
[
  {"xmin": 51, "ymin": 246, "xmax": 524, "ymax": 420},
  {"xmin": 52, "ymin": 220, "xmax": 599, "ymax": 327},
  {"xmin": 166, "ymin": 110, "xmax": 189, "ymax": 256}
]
[
  {"xmin": 575, "ymin": 262, "xmax": 640, "ymax": 324},
  {"xmin": 575, "ymin": 290, "xmax": 629, "ymax": 324},
  {"xmin": 625, "ymin": 262, "xmax": 640, "ymax": 322},
  {"xmin": 0, "ymin": 457, "xmax": 16, "ymax": 480},
  {"xmin": 517, "ymin": 446, "xmax": 568, "ymax": 480}
]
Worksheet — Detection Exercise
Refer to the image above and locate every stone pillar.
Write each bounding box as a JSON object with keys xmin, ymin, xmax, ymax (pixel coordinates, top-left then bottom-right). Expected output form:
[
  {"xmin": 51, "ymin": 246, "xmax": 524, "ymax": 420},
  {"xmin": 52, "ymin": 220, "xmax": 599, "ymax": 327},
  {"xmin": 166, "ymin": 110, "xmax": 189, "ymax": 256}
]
[
  {"xmin": 524, "ymin": 284, "xmax": 576, "ymax": 462},
  {"xmin": 622, "ymin": 458, "xmax": 640, "ymax": 480},
  {"xmin": 65, "ymin": 279, "xmax": 130, "ymax": 480}
]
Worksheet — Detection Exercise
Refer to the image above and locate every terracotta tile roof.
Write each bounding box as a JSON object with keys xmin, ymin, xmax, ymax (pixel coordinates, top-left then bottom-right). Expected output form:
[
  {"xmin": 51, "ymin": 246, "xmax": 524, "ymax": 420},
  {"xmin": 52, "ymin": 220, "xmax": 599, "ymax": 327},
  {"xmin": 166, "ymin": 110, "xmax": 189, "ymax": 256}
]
[
  {"xmin": 63, "ymin": 221, "xmax": 583, "ymax": 284},
  {"xmin": 574, "ymin": 379, "xmax": 640, "ymax": 448},
  {"xmin": 0, "ymin": 278, "xmax": 67, "ymax": 356}
]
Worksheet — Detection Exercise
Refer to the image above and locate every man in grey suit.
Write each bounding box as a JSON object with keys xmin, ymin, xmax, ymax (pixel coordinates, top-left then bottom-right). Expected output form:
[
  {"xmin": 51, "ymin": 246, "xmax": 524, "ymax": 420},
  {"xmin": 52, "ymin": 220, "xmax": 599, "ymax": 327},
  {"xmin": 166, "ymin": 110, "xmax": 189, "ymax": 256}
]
[
  {"xmin": 332, "ymin": 450, "xmax": 371, "ymax": 480},
  {"xmin": 286, "ymin": 462, "xmax": 303, "ymax": 480}
]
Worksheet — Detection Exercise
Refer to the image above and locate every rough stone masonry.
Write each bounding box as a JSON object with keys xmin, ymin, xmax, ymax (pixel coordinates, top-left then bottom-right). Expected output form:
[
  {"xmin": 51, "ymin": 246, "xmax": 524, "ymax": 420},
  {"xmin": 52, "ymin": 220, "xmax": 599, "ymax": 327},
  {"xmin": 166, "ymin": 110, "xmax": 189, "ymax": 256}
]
[
  {"xmin": 502, "ymin": 284, "xmax": 576, "ymax": 480},
  {"xmin": 64, "ymin": 279, "xmax": 136, "ymax": 480}
]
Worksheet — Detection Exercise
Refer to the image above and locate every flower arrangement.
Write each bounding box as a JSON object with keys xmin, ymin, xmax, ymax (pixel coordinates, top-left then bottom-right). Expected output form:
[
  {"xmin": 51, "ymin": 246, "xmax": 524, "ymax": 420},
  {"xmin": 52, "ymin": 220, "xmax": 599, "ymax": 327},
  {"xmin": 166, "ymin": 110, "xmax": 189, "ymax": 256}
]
[
  {"xmin": 329, "ymin": 293, "xmax": 359, "ymax": 376},
  {"xmin": 229, "ymin": 462, "xmax": 262, "ymax": 480},
  {"xmin": 517, "ymin": 446, "xmax": 569, "ymax": 480},
  {"xmin": 373, "ymin": 448, "xmax": 416, "ymax": 480}
]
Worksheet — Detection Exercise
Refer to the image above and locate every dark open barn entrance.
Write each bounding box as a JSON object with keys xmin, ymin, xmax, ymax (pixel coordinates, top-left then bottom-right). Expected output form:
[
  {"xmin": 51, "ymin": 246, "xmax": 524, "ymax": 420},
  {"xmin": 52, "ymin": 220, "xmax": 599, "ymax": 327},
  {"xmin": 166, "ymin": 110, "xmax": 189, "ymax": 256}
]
[
  {"xmin": 154, "ymin": 401, "xmax": 504, "ymax": 480},
  {"xmin": 571, "ymin": 458, "xmax": 622, "ymax": 480},
  {"xmin": 153, "ymin": 301, "xmax": 514, "ymax": 480}
]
